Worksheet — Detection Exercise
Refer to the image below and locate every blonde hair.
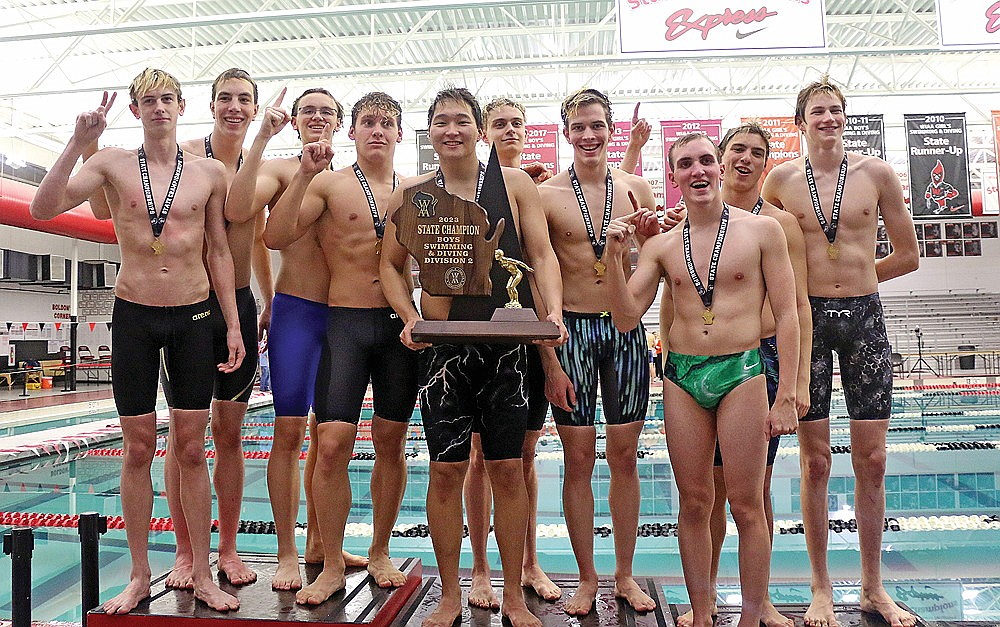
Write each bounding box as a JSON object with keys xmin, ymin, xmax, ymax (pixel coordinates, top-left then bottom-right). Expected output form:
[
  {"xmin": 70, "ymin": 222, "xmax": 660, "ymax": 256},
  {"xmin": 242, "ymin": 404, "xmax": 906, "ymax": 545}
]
[
  {"xmin": 129, "ymin": 68, "xmax": 182, "ymax": 105},
  {"xmin": 795, "ymin": 74, "xmax": 846, "ymax": 125},
  {"xmin": 560, "ymin": 88, "xmax": 613, "ymax": 129},
  {"xmin": 484, "ymin": 97, "xmax": 526, "ymax": 121}
]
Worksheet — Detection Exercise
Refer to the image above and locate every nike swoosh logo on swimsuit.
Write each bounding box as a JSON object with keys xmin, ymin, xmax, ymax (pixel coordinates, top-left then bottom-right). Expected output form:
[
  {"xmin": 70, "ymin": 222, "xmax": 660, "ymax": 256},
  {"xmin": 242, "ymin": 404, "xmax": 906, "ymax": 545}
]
[{"xmin": 735, "ymin": 27, "xmax": 766, "ymax": 39}]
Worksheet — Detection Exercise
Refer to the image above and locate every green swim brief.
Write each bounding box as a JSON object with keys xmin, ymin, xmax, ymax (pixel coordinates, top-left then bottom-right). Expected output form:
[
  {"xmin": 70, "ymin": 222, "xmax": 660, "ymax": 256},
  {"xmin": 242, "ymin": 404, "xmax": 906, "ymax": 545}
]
[{"xmin": 664, "ymin": 348, "xmax": 763, "ymax": 410}]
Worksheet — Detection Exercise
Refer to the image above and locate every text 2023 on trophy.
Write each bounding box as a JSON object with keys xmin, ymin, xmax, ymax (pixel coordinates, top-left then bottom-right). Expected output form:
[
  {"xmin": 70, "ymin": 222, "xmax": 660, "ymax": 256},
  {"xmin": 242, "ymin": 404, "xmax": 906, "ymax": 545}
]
[{"xmin": 392, "ymin": 176, "xmax": 559, "ymax": 343}]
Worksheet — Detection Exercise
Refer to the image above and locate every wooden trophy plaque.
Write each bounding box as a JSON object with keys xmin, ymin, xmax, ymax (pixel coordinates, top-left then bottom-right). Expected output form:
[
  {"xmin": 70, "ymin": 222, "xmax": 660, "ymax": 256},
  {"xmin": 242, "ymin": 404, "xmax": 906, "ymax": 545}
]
[{"xmin": 391, "ymin": 178, "xmax": 559, "ymax": 344}]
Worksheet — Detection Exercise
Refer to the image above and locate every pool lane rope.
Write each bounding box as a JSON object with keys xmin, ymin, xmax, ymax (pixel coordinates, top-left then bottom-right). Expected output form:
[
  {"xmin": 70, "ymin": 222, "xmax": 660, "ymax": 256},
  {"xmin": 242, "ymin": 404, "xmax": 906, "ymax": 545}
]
[{"xmin": 2, "ymin": 512, "xmax": 999, "ymax": 537}]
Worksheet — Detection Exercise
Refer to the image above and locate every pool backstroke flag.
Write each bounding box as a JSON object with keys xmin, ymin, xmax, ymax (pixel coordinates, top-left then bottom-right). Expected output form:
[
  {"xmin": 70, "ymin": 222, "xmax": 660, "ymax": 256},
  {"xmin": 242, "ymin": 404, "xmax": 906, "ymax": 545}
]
[
  {"xmin": 524, "ymin": 124, "xmax": 560, "ymax": 174},
  {"xmin": 660, "ymin": 119, "xmax": 722, "ymax": 208},
  {"xmin": 904, "ymin": 113, "xmax": 972, "ymax": 220},
  {"xmin": 616, "ymin": 0, "xmax": 827, "ymax": 55},
  {"xmin": 937, "ymin": 0, "xmax": 1000, "ymax": 48},
  {"xmin": 843, "ymin": 114, "xmax": 885, "ymax": 160}
]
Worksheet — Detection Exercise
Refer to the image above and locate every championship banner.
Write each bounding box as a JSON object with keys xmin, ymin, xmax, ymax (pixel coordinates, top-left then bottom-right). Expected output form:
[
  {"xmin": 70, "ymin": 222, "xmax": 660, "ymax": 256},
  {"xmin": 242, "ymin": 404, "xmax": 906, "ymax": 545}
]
[
  {"xmin": 415, "ymin": 129, "xmax": 438, "ymax": 175},
  {"xmin": 904, "ymin": 113, "xmax": 972, "ymax": 219},
  {"xmin": 616, "ymin": 0, "xmax": 827, "ymax": 55},
  {"xmin": 993, "ymin": 110, "xmax": 1000, "ymax": 190},
  {"xmin": 524, "ymin": 124, "xmax": 560, "ymax": 174},
  {"xmin": 937, "ymin": 0, "xmax": 1000, "ymax": 48},
  {"xmin": 843, "ymin": 114, "xmax": 885, "ymax": 160},
  {"xmin": 744, "ymin": 116, "xmax": 800, "ymax": 179},
  {"xmin": 608, "ymin": 121, "xmax": 641, "ymax": 175},
  {"xmin": 660, "ymin": 119, "xmax": 722, "ymax": 209}
]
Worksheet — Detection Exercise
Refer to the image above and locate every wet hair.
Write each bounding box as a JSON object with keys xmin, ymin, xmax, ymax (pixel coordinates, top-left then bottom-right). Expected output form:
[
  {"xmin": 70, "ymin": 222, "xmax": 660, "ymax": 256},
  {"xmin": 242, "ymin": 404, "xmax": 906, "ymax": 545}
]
[
  {"xmin": 129, "ymin": 68, "xmax": 183, "ymax": 105},
  {"xmin": 667, "ymin": 132, "xmax": 719, "ymax": 170},
  {"xmin": 211, "ymin": 68, "xmax": 258, "ymax": 104},
  {"xmin": 483, "ymin": 97, "xmax": 526, "ymax": 122},
  {"xmin": 720, "ymin": 121, "xmax": 772, "ymax": 161},
  {"xmin": 560, "ymin": 88, "xmax": 613, "ymax": 129},
  {"xmin": 794, "ymin": 74, "xmax": 846, "ymax": 126},
  {"xmin": 351, "ymin": 92, "xmax": 403, "ymax": 129},
  {"xmin": 427, "ymin": 87, "xmax": 484, "ymax": 131}
]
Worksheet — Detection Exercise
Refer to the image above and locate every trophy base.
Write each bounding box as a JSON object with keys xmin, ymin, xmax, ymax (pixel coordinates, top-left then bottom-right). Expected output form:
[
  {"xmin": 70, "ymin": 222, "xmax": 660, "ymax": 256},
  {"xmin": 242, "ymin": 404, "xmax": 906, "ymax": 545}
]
[{"xmin": 412, "ymin": 308, "xmax": 560, "ymax": 344}]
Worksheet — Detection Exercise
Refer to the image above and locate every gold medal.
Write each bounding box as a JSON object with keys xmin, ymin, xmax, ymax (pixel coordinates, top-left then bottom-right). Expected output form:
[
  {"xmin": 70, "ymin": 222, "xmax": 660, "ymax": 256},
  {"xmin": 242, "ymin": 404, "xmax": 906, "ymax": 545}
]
[
  {"xmin": 151, "ymin": 238, "xmax": 164, "ymax": 255},
  {"xmin": 376, "ymin": 239, "xmax": 383, "ymax": 255},
  {"xmin": 594, "ymin": 260, "xmax": 606, "ymax": 276},
  {"xmin": 702, "ymin": 309, "xmax": 715, "ymax": 325},
  {"xmin": 827, "ymin": 243, "xmax": 839, "ymax": 260}
]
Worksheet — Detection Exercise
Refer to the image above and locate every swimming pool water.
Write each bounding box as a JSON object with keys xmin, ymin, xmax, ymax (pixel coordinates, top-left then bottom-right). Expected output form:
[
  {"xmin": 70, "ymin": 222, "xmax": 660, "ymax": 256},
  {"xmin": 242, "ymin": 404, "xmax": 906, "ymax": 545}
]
[{"xmin": 2, "ymin": 387, "xmax": 1000, "ymax": 622}]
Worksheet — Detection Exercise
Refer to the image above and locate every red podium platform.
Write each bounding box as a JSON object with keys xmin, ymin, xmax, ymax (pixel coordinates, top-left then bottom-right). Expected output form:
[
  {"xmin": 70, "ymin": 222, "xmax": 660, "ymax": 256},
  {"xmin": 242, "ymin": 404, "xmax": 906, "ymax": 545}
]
[{"xmin": 88, "ymin": 556, "xmax": 421, "ymax": 627}]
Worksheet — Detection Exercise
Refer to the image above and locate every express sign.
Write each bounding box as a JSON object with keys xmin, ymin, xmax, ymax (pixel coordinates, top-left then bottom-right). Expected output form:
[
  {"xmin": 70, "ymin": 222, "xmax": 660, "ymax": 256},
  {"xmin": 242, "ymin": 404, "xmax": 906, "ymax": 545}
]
[{"xmin": 616, "ymin": 0, "xmax": 827, "ymax": 55}]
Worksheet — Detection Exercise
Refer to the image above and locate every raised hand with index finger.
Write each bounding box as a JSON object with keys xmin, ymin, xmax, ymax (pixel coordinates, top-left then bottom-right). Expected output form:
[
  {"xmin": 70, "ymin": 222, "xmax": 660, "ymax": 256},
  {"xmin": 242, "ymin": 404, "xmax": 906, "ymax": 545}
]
[
  {"xmin": 629, "ymin": 102, "xmax": 651, "ymax": 149},
  {"xmin": 258, "ymin": 87, "xmax": 291, "ymax": 139},
  {"xmin": 298, "ymin": 125, "xmax": 334, "ymax": 175}
]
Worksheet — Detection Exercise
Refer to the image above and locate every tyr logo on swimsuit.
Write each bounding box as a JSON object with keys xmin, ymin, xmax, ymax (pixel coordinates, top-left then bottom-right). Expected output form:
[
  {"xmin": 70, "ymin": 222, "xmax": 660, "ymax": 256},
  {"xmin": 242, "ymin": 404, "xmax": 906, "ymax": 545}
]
[{"xmin": 824, "ymin": 309, "xmax": 852, "ymax": 319}]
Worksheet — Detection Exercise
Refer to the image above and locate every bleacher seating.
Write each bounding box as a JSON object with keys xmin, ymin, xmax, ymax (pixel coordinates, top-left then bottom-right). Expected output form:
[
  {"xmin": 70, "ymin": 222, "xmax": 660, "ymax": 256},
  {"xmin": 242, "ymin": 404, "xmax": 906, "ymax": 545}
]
[{"xmin": 880, "ymin": 291, "xmax": 1000, "ymax": 354}]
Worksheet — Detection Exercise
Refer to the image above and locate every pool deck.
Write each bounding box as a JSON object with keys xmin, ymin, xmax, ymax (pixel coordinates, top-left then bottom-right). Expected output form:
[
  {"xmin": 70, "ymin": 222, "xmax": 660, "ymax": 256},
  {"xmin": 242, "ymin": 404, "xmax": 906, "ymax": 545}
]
[{"xmin": 82, "ymin": 554, "xmax": 943, "ymax": 627}]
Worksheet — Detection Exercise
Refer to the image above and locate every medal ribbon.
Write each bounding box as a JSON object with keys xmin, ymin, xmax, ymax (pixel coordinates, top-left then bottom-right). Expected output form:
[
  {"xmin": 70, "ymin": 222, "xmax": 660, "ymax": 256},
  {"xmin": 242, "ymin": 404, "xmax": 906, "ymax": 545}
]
[
  {"xmin": 804, "ymin": 155, "xmax": 848, "ymax": 245},
  {"xmin": 353, "ymin": 163, "xmax": 399, "ymax": 240},
  {"xmin": 138, "ymin": 145, "xmax": 184, "ymax": 240},
  {"xmin": 435, "ymin": 163, "xmax": 486, "ymax": 202},
  {"xmin": 568, "ymin": 165, "xmax": 614, "ymax": 263},
  {"xmin": 204, "ymin": 135, "xmax": 243, "ymax": 172},
  {"xmin": 750, "ymin": 197, "xmax": 764, "ymax": 215},
  {"xmin": 682, "ymin": 204, "xmax": 730, "ymax": 311}
]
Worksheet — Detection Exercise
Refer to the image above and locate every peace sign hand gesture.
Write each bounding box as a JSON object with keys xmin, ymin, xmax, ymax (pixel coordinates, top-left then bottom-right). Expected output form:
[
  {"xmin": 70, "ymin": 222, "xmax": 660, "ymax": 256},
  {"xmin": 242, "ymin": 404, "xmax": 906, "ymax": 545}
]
[{"xmin": 73, "ymin": 91, "xmax": 117, "ymax": 146}]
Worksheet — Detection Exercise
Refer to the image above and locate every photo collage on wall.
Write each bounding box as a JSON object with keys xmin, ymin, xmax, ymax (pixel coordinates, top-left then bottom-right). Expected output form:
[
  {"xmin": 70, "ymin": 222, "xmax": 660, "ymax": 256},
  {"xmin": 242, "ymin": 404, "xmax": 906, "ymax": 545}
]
[{"xmin": 876, "ymin": 221, "xmax": 999, "ymax": 259}]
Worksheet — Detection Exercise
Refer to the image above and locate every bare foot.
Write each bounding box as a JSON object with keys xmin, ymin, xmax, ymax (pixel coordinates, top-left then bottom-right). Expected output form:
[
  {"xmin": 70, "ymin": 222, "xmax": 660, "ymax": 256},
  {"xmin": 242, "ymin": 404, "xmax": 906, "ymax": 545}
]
[
  {"xmin": 271, "ymin": 555, "xmax": 303, "ymax": 591},
  {"xmin": 296, "ymin": 569, "xmax": 346, "ymax": 605},
  {"xmin": 218, "ymin": 554, "xmax": 258, "ymax": 585},
  {"xmin": 422, "ymin": 597, "xmax": 463, "ymax": 627},
  {"xmin": 615, "ymin": 576, "xmax": 656, "ymax": 612},
  {"xmin": 860, "ymin": 588, "xmax": 917, "ymax": 627},
  {"xmin": 761, "ymin": 598, "xmax": 795, "ymax": 627},
  {"xmin": 676, "ymin": 604, "xmax": 718, "ymax": 627},
  {"xmin": 343, "ymin": 549, "xmax": 369, "ymax": 568},
  {"xmin": 468, "ymin": 569, "xmax": 500, "ymax": 610},
  {"xmin": 103, "ymin": 577, "xmax": 151, "ymax": 614},
  {"xmin": 165, "ymin": 557, "xmax": 194, "ymax": 589},
  {"xmin": 562, "ymin": 580, "xmax": 598, "ymax": 616},
  {"xmin": 502, "ymin": 600, "xmax": 543, "ymax": 627},
  {"xmin": 194, "ymin": 580, "xmax": 240, "ymax": 611},
  {"xmin": 368, "ymin": 552, "xmax": 407, "ymax": 587},
  {"xmin": 804, "ymin": 588, "xmax": 839, "ymax": 627},
  {"xmin": 522, "ymin": 564, "xmax": 561, "ymax": 601},
  {"xmin": 305, "ymin": 531, "xmax": 323, "ymax": 564}
]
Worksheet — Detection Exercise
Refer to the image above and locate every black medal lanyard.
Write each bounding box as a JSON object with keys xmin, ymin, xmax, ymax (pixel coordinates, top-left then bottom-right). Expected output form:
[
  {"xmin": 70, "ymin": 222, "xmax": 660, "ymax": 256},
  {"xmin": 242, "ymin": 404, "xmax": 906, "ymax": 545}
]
[
  {"xmin": 435, "ymin": 163, "xmax": 486, "ymax": 202},
  {"xmin": 805, "ymin": 155, "xmax": 848, "ymax": 260},
  {"xmin": 204, "ymin": 135, "xmax": 243, "ymax": 172},
  {"xmin": 138, "ymin": 145, "xmax": 184, "ymax": 255},
  {"xmin": 354, "ymin": 163, "xmax": 399, "ymax": 254},
  {"xmin": 682, "ymin": 204, "xmax": 730, "ymax": 326},
  {"xmin": 568, "ymin": 165, "xmax": 614, "ymax": 276}
]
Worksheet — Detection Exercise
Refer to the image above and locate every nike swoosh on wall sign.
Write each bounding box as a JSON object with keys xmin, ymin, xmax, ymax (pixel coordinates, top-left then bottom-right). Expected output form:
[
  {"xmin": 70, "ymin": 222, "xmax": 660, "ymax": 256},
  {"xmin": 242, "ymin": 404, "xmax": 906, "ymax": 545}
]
[{"xmin": 735, "ymin": 27, "xmax": 767, "ymax": 39}]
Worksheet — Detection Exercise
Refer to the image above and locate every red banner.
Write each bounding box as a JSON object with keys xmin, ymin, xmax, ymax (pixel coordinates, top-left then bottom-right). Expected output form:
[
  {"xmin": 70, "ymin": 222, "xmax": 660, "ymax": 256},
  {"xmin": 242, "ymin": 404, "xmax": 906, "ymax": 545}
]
[
  {"xmin": 745, "ymin": 116, "xmax": 801, "ymax": 180},
  {"xmin": 660, "ymin": 119, "xmax": 723, "ymax": 209},
  {"xmin": 993, "ymin": 110, "xmax": 1000, "ymax": 191},
  {"xmin": 523, "ymin": 124, "xmax": 560, "ymax": 174},
  {"xmin": 608, "ymin": 121, "xmax": 641, "ymax": 175}
]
